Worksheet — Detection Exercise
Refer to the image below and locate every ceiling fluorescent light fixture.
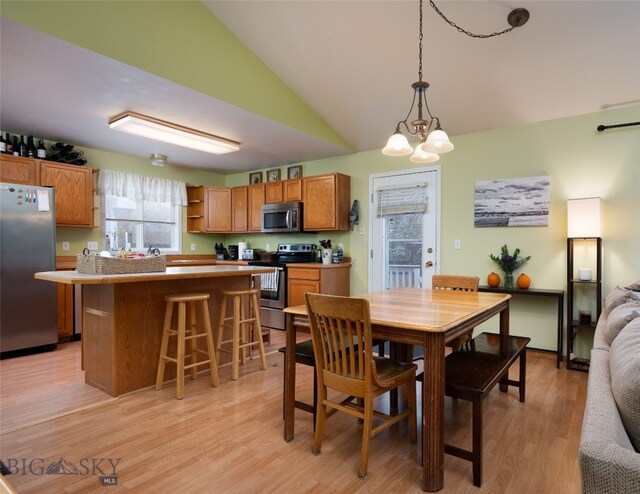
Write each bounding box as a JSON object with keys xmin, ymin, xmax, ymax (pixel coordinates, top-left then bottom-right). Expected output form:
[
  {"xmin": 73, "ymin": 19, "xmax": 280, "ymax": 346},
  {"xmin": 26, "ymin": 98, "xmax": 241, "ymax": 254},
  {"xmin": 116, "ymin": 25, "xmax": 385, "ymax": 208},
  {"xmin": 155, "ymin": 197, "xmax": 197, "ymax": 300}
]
[
  {"xmin": 382, "ymin": 0, "xmax": 529, "ymax": 163},
  {"xmin": 109, "ymin": 111, "xmax": 240, "ymax": 155}
]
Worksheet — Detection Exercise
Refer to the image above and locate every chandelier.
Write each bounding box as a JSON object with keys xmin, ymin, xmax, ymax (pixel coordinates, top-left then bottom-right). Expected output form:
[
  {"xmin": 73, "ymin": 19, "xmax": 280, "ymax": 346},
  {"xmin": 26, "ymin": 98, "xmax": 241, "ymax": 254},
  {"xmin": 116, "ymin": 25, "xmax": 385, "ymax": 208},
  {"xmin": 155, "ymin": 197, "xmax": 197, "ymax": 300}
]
[{"xmin": 382, "ymin": 0, "xmax": 529, "ymax": 163}]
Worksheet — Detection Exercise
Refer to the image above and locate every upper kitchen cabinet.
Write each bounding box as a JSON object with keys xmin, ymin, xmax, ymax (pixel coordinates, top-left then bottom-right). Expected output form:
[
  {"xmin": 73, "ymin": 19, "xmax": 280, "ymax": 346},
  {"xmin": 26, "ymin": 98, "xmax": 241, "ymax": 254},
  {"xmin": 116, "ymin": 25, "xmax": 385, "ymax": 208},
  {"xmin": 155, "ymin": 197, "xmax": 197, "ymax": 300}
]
[
  {"xmin": 265, "ymin": 181, "xmax": 283, "ymax": 204},
  {"xmin": 302, "ymin": 173, "xmax": 350, "ymax": 231},
  {"xmin": 283, "ymin": 179, "xmax": 303, "ymax": 202},
  {"xmin": 39, "ymin": 161, "xmax": 94, "ymax": 227},
  {"xmin": 265, "ymin": 179, "xmax": 303, "ymax": 204},
  {"xmin": 248, "ymin": 183, "xmax": 265, "ymax": 231},
  {"xmin": 231, "ymin": 186, "xmax": 248, "ymax": 232},
  {"xmin": 0, "ymin": 155, "xmax": 38, "ymax": 184},
  {"xmin": 204, "ymin": 187, "xmax": 232, "ymax": 232}
]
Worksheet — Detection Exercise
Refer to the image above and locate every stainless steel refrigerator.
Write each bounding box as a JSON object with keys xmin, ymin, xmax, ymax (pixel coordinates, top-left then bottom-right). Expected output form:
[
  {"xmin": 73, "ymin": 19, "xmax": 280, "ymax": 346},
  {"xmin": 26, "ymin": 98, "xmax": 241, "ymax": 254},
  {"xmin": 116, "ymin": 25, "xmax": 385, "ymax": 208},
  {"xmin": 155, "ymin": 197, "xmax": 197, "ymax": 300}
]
[{"xmin": 1, "ymin": 182, "xmax": 58, "ymax": 355}]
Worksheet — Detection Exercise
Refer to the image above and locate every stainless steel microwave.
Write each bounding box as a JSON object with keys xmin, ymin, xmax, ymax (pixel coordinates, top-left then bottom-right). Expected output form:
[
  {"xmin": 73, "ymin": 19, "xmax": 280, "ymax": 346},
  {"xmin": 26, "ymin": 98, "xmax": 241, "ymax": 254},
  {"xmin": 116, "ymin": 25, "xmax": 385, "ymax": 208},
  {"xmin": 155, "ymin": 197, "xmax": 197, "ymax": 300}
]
[{"xmin": 261, "ymin": 202, "xmax": 302, "ymax": 233}]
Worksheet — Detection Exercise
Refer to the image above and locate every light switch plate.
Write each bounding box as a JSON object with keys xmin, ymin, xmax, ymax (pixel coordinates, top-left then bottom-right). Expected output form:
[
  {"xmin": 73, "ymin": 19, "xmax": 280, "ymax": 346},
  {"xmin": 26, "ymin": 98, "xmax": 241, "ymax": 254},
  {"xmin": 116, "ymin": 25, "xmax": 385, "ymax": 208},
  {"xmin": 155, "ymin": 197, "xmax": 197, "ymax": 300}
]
[
  {"xmin": 454, "ymin": 239, "xmax": 461, "ymax": 250},
  {"xmin": 191, "ymin": 243, "xmax": 196, "ymax": 251},
  {"xmin": 87, "ymin": 241, "xmax": 98, "ymax": 251},
  {"xmin": 62, "ymin": 241, "xmax": 70, "ymax": 251}
]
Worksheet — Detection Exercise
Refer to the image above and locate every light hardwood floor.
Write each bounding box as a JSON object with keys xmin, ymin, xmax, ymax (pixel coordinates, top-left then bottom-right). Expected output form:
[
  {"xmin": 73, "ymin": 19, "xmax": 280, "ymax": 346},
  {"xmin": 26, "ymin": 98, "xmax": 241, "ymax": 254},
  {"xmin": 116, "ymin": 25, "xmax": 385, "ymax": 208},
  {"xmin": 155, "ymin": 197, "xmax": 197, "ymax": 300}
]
[{"xmin": 0, "ymin": 333, "xmax": 588, "ymax": 493}]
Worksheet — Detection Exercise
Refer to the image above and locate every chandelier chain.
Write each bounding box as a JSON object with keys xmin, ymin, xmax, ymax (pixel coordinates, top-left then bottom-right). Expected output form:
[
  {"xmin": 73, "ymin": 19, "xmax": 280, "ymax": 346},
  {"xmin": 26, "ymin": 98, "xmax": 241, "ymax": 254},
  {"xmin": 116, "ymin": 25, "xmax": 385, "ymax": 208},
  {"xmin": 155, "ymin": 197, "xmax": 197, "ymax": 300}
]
[
  {"xmin": 429, "ymin": 0, "xmax": 516, "ymax": 39},
  {"xmin": 418, "ymin": 0, "xmax": 423, "ymax": 81}
]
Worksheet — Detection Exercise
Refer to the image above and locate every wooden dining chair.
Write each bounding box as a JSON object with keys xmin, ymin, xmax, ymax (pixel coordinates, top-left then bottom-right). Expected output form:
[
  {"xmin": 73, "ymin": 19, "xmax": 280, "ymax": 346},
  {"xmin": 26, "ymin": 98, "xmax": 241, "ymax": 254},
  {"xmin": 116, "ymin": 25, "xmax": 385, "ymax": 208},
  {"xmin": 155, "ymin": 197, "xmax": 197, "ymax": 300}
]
[
  {"xmin": 305, "ymin": 292, "xmax": 417, "ymax": 480},
  {"xmin": 432, "ymin": 275, "xmax": 480, "ymax": 351}
]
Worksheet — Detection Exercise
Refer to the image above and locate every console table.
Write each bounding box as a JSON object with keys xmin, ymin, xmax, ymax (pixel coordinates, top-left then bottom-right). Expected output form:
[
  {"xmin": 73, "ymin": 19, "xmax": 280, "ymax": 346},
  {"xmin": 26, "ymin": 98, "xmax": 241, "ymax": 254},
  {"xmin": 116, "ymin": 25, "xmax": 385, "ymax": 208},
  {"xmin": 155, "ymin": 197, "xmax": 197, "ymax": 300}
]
[{"xmin": 478, "ymin": 286, "xmax": 564, "ymax": 368}]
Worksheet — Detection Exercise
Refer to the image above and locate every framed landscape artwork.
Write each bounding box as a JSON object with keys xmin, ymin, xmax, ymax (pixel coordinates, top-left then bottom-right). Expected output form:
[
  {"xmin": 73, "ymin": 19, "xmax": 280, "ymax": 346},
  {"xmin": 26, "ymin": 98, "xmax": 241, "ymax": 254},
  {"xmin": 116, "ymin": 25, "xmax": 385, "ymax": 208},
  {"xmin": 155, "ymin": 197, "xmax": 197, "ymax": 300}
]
[
  {"xmin": 249, "ymin": 172, "xmax": 262, "ymax": 184},
  {"xmin": 474, "ymin": 175, "xmax": 550, "ymax": 227}
]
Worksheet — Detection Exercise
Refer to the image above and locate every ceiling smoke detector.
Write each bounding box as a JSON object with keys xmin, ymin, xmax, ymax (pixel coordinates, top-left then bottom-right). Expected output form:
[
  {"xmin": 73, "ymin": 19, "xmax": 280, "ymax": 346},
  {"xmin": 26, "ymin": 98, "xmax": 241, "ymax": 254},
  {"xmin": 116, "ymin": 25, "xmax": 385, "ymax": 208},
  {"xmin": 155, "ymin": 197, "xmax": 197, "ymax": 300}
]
[{"xmin": 149, "ymin": 153, "xmax": 168, "ymax": 167}]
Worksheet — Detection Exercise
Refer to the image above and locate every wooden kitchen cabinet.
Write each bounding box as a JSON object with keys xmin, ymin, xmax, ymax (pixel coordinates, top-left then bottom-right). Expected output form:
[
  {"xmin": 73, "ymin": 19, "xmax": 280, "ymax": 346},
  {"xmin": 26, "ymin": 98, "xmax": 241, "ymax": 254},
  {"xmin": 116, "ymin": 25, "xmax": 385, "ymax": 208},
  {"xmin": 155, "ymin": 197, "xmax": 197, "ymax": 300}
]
[
  {"xmin": 39, "ymin": 161, "xmax": 94, "ymax": 227},
  {"xmin": 302, "ymin": 173, "xmax": 350, "ymax": 231},
  {"xmin": 248, "ymin": 183, "xmax": 265, "ymax": 231},
  {"xmin": 265, "ymin": 181, "xmax": 283, "ymax": 204},
  {"xmin": 204, "ymin": 187, "xmax": 232, "ymax": 232},
  {"xmin": 283, "ymin": 178, "xmax": 302, "ymax": 202},
  {"xmin": 56, "ymin": 282, "xmax": 74, "ymax": 338},
  {"xmin": 0, "ymin": 154, "xmax": 38, "ymax": 184},
  {"xmin": 231, "ymin": 186, "xmax": 248, "ymax": 232},
  {"xmin": 287, "ymin": 263, "xmax": 351, "ymax": 307},
  {"xmin": 186, "ymin": 185, "xmax": 205, "ymax": 233},
  {"xmin": 264, "ymin": 179, "xmax": 302, "ymax": 204}
]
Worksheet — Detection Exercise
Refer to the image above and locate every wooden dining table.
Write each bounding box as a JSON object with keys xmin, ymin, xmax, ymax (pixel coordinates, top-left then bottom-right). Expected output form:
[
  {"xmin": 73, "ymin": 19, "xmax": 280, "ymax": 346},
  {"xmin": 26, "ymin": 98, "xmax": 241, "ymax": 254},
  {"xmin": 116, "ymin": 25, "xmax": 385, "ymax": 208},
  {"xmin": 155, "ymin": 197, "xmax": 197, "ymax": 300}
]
[{"xmin": 282, "ymin": 287, "xmax": 511, "ymax": 492}]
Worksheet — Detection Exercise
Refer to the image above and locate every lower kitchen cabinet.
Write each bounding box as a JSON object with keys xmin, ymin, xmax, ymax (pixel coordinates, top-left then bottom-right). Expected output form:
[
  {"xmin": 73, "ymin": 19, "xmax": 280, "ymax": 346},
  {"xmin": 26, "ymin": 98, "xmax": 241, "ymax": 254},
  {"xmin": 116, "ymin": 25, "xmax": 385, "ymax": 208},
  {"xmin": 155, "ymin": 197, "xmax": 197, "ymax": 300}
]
[
  {"xmin": 287, "ymin": 263, "xmax": 351, "ymax": 307},
  {"xmin": 56, "ymin": 282, "xmax": 74, "ymax": 339}
]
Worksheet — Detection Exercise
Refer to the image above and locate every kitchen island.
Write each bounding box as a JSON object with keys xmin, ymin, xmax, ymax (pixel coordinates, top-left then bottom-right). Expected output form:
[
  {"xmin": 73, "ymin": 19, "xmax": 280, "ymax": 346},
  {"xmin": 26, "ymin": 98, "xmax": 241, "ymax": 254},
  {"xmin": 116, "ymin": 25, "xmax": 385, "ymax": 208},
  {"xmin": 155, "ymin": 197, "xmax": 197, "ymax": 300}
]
[{"xmin": 35, "ymin": 265, "xmax": 273, "ymax": 396}]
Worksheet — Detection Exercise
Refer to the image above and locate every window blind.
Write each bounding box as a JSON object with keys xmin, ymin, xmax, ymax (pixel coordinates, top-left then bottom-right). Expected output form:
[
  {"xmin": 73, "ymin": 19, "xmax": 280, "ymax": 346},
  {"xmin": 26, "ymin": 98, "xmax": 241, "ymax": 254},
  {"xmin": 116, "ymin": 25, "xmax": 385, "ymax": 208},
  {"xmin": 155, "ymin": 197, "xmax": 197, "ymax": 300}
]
[{"xmin": 376, "ymin": 184, "xmax": 428, "ymax": 216}]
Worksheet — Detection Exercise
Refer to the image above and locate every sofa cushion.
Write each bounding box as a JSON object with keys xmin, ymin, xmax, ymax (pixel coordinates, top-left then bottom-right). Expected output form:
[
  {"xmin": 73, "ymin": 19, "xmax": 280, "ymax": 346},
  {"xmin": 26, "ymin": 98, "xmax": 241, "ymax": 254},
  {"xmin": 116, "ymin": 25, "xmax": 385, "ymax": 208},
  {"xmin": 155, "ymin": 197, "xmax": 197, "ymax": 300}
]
[
  {"xmin": 605, "ymin": 287, "xmax": 640, "ymax": 314},
  {"xmin": 610, "ymin": 318, "xmax": 640, "ymax": 452},
  {"xmin": 605, "ymin": 302, "xmax": 640, "ymax": 346},
  {"xmin": 623, "ymin": 280, "xmax": 640, "ymax": 292}
]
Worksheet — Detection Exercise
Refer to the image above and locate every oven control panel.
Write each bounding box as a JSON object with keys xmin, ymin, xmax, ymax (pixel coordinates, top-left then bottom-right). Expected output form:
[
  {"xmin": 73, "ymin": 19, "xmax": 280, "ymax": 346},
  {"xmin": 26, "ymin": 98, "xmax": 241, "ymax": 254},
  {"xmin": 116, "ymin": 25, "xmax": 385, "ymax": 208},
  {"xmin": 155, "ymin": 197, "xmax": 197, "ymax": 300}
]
[{"xmin": 278, "ymin": 243, "xmax": 316, "ymax": 253}]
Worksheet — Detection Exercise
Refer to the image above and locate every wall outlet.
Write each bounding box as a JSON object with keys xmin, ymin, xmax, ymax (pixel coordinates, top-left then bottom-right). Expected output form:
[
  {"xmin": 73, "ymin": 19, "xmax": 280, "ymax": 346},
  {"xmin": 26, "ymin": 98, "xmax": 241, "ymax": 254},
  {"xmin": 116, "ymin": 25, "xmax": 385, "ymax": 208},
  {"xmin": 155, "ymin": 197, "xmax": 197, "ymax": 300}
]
[
  {"xmin": 265, "ymin": 243, "xmax": 270, "ymax": 251},
  {"xmin": 87, "ymin": 241, "xmax": 98, "ymax": 251},
  {"xmin": 454, "ymin": 239, "xmax": 461, "ymax": 250},
  {"xmin": 62, "ymin": 241, "xmax": 70, "ymax": 251},
  {"xmin": 191, "ymin": 243, "xmax": 196, "ymax": 252},
  {"xmin": 359, "ymin": 225, "xmax": 366, "ymax": 236}
]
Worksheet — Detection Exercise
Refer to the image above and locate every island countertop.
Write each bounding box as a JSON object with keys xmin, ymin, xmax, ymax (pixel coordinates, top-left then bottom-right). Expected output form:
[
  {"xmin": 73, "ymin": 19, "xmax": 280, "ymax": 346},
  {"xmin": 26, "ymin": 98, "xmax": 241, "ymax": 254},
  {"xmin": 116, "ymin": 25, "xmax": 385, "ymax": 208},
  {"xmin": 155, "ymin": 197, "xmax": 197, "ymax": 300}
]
[{"xmin": 35, "ymin": 265, "xmax": 274, "ymax": 285}]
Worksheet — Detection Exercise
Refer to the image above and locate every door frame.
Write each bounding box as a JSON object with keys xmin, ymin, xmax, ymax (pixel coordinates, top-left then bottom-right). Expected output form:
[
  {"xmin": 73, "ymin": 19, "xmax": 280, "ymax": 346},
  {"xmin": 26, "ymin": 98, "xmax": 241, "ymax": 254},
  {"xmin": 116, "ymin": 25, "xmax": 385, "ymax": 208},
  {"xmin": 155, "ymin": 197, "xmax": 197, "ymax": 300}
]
[{"xmin": 367, "ymin": 165, "xmax": 441, "ymax": 292}]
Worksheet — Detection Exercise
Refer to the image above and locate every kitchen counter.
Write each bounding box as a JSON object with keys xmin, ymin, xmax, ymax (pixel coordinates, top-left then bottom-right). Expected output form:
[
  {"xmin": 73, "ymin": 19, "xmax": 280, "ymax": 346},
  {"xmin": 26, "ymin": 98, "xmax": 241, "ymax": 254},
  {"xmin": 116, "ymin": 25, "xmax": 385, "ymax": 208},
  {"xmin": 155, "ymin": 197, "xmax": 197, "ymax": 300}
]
[
  {"xmin": 55, "ymin": 255, "xmax": 247, "ymax": 270},
  {"xmin": 36, "ymin": 264, "xmax": 266, "ymax": 285},
  {"xmin": 35, "ymin": 265, "xmax": 272, "ymax": 396}
]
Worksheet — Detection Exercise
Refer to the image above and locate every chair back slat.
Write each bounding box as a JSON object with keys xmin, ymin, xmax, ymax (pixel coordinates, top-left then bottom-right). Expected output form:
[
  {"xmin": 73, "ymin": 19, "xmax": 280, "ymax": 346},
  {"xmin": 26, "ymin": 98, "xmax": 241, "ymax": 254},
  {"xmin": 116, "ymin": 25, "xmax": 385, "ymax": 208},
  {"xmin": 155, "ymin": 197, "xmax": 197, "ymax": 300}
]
[
  {"xmin": 306, "ymin": 293, "xmax": 371, "ymax": 381},
  {"xmin": 432, "ymin": 274, "xmax": 479, "ymax": 292}
]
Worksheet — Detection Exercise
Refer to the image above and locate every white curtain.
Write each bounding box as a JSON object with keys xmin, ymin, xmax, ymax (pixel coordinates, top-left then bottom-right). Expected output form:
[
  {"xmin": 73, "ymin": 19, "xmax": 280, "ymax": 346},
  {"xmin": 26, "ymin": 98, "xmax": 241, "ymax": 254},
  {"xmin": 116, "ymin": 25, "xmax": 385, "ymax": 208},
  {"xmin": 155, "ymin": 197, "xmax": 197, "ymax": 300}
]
[
  {"xmin": 98, "ymin": 169, "xmax": 187, "ymax": 206},
  {"xmin": 376, "ymin": 183, "xmax": 428, "ymax": 216}
]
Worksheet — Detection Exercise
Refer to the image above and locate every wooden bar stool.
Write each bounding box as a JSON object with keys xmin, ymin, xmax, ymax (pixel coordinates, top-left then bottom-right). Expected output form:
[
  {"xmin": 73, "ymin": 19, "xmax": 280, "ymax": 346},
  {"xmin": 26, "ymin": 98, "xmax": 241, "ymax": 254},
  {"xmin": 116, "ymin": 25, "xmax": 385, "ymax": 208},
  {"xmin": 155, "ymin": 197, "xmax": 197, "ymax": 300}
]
[
  {"xmin": 216, "ymin": 289, "xmax": 267, "ymax": 380},
  {"xmin": 155, "ymin": 293, "xmax": 219, "ymax": 399}
]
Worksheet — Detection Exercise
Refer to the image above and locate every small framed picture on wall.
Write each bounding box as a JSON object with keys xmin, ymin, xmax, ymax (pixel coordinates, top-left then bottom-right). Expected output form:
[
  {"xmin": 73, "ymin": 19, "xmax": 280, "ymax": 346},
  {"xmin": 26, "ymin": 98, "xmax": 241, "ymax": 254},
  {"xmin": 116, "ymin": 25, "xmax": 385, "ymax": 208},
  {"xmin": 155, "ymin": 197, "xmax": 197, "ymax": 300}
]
[
  {"xmin": 249, "ymin": 172, "xmax": 262, "ymax": 184},
  {"xmin": 287, "ymin": 165, "xmax": 302, "ymax": 180},
  {"xmin": 266, "ymin": 168, "xmax": 281, "ymax": 182}
]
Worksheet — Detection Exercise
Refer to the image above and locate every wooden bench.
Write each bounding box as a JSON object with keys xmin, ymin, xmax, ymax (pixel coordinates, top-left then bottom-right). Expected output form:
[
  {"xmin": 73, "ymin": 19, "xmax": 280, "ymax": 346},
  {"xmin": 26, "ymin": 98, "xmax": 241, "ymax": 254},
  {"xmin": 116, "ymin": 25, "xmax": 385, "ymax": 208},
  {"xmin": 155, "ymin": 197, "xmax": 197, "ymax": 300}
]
[
  {"xmin": 418, "ymin": 331, "xmax": 530, "ymax": 487},
  {"xmin": 444, "ymin": 332, "xmax": 530, "ymax": 487}
]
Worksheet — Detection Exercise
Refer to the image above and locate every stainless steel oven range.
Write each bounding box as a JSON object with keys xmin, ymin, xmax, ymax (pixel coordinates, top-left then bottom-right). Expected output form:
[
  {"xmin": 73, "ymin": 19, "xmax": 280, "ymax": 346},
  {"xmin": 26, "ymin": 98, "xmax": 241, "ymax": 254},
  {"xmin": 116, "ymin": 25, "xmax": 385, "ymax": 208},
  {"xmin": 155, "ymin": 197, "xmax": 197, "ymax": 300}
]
[{"xmin": 248, "ymin": 243, "xmax": 316, "ymax": 330}]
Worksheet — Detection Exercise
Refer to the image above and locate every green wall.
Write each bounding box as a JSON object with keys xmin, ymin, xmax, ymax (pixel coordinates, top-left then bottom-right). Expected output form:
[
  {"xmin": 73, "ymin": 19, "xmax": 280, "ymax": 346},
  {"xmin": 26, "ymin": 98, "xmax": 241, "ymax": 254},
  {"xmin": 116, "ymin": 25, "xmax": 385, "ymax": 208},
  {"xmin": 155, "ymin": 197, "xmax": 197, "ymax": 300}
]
[
  {"xmin": 17, "ymin": 105, "xmax": 638, "ymax": 354},
  {"xmin": 225, "ymin": 105, "xmax": 640, "ymax": 354}
]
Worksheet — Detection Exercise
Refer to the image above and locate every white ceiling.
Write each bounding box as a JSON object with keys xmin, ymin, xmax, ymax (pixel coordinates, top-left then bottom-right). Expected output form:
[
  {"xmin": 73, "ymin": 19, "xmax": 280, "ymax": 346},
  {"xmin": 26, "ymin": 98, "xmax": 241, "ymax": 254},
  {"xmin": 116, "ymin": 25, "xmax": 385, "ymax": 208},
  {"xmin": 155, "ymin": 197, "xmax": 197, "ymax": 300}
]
[{"xmin": 2, "ymin": 1, "xmax": 639, "ymax": 173}]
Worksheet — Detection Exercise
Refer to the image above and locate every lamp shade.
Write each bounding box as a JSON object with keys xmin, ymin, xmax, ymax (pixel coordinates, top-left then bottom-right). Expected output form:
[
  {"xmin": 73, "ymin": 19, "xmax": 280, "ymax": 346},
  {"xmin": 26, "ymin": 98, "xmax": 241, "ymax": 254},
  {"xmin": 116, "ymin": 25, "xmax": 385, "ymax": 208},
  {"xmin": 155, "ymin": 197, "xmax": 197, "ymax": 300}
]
[
  {"xmin": 423, "ymin": 129, "xmax": 454, "ymax": 154},
  {"xmin": 410, "ymin": 143, "xmax": 440, "ymax": 163},
  {"xmin": 567, "ymin": 197, "xmax": 601, "ymax": 237},
  {"xmin": 382, "ymin": 133, "xmax": 413, "ymax": 156}
]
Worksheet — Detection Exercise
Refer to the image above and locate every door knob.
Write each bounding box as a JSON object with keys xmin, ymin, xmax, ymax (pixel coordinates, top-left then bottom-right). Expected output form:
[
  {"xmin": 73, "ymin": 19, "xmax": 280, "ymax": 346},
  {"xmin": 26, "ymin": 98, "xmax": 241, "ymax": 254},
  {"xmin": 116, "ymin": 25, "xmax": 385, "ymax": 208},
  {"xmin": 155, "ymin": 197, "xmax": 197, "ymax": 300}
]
[{"xmin": 425, "ymin": 261, "xmax": 433, "ymax": 267}]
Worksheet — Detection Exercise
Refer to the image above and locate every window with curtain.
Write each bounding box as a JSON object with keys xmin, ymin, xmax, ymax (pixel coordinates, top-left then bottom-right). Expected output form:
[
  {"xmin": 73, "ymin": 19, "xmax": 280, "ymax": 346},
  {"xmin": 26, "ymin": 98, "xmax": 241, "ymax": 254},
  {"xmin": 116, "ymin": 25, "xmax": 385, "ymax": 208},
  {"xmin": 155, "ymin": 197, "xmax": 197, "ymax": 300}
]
[{"xmin": 99, "ymin": 169, "xmax": 187, "ymax": 253}]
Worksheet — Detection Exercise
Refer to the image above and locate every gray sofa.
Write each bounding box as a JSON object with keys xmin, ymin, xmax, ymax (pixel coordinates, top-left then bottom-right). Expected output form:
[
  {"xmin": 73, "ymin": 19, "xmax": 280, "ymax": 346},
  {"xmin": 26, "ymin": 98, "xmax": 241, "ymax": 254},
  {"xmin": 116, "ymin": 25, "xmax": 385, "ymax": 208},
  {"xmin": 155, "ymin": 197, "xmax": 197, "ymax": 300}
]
[{"xmin": 579, "ymin": 282, "xmax": 640, "ymax": 494}]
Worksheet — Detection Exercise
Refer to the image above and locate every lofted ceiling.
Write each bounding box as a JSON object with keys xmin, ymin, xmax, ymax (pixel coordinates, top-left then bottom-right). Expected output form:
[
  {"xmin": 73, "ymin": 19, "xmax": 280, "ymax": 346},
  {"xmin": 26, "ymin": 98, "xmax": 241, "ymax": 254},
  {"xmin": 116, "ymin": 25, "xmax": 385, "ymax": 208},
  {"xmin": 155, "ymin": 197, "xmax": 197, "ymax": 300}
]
[{"xmin": 1, "ymin": 1, "xmax": 639, "ymax": 173}]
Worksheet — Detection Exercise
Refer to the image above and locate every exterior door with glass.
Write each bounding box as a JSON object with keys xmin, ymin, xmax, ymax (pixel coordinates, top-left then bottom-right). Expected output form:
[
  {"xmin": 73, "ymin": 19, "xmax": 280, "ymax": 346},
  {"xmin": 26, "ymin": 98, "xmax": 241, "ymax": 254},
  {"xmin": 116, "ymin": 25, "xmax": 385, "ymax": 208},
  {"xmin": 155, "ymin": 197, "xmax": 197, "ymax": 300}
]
[{"xmin": 369, "ymin": 168, "xmax": 439, "ymax": 291}]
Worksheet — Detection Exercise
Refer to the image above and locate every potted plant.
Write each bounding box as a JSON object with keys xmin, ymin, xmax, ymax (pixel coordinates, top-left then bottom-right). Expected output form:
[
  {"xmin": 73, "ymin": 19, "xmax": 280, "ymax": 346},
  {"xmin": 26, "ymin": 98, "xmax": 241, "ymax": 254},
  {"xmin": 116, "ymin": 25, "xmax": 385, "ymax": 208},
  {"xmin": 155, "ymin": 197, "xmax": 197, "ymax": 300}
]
[
  {"xmin": 320, "ymin": 239, "xmax": 332, "ymax": 264},
  {"xmin": 489, "ymin": 245, "xmax": 531, "ymax": 289}
]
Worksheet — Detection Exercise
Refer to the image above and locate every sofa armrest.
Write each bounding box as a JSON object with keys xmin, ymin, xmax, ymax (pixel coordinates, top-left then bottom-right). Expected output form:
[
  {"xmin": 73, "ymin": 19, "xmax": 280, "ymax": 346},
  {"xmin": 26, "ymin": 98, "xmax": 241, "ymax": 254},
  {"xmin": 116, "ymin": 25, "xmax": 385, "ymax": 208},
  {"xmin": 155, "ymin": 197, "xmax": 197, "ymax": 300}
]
[{"xmin": 579, "ymin": 349, "xmax": 640, "ymax": 494}]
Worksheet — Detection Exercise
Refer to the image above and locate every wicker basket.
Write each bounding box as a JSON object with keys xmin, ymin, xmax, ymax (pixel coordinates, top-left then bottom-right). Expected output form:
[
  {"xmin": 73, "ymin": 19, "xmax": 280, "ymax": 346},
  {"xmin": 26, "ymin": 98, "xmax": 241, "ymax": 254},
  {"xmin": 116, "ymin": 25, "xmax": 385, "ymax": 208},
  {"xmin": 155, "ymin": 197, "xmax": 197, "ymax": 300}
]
[{"xmin": 77, "ymin": 254, "xmax": 166, "ymax": 275}]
